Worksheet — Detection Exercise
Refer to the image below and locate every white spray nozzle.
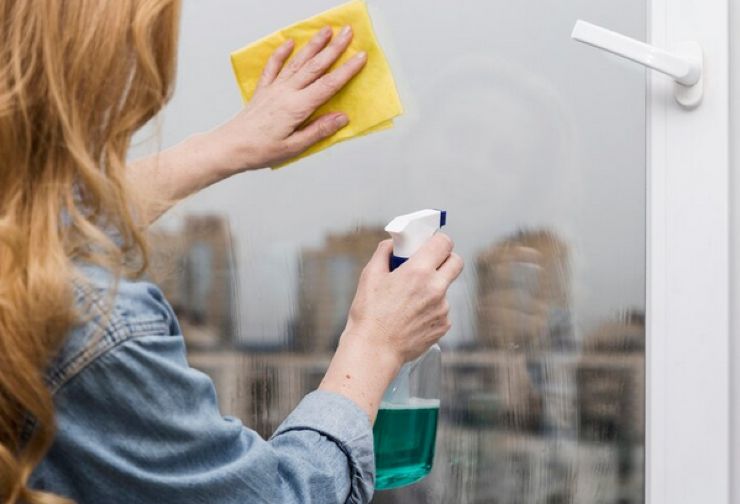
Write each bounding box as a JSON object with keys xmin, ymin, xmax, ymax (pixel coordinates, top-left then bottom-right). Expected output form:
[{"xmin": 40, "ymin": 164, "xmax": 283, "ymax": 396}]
[{"xmin": 385, "ymin": 209, "xmax": 446, "ymax": 259}]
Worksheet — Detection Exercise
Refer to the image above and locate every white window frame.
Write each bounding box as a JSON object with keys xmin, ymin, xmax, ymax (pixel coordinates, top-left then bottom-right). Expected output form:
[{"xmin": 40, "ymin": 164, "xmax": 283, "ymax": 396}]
[
  {"xmin": 647, "ymin": 0, "xmax": 731, "ymax": 503},
  {"xmin": 731, "ymin": 2, "xmax": 740, "ymax": 502}
]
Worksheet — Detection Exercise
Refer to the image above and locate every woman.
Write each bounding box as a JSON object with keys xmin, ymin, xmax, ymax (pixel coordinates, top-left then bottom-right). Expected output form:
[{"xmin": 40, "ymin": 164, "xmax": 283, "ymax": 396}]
[{"xmin": 0, "ymin": 1, "xmax": 463, "ymax": 503}]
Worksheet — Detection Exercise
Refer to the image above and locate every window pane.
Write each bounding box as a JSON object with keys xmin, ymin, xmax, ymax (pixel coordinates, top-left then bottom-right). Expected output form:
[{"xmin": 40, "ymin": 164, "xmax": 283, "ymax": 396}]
[{"xmin": 146, "ymin": 1, "xmax": 646, "ymax": 502}]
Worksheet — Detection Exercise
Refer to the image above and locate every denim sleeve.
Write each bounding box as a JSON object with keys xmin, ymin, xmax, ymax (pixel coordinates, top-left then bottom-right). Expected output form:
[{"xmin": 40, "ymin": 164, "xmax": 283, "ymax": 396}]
[{"xmin": 36, "ymin": 333, "xmax": 375, "ymax": 504}]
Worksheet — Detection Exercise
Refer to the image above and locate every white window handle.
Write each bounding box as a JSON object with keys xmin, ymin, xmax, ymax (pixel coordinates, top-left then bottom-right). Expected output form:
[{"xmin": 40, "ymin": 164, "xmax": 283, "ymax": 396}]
[{"xmin": 571, "ymin": 20, "xmax": 703, "ymax": 108}]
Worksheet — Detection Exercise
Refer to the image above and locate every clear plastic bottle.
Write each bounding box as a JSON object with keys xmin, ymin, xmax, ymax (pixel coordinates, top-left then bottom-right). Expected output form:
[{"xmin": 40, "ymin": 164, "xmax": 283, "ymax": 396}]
[
  {"xmin": 373, "ymin": 344, "xmax": 441, "ymax": 490},
  {"xmin": 373, "ymin": 209, "xmax": 446, "ymax": 490}
]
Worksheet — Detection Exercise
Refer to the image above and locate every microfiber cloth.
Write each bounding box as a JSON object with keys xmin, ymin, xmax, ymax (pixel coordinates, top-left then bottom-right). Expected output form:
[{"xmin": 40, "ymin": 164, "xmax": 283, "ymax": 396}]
[{"xmin": 230, "ymin": 0, "xmax": 403, "ymax": 168}]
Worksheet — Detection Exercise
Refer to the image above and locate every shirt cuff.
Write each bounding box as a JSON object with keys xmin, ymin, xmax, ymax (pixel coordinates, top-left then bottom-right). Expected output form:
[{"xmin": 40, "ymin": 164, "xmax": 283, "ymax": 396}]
[{"xmin": 271, "ymin": 390, "xmax": 375, "ymax": 503}]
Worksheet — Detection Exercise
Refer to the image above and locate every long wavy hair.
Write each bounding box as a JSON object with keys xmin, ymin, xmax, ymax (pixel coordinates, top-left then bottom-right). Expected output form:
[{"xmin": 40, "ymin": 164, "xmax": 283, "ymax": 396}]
[{"xmin": 0, "ymin": 1, "xmax": 181, "ymax": 502}]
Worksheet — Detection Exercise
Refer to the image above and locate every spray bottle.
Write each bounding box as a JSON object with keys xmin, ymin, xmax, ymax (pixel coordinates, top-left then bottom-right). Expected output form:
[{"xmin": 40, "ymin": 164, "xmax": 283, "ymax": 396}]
[{"xmin": 373, "ymin": 209, "xmax": 446, "ymax": 490}]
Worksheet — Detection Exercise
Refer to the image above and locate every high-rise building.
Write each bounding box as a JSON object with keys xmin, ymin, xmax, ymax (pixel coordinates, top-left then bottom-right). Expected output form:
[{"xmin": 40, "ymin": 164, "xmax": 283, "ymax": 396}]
[
  {"xmin": 148, "ymin": 214, "xmax": 237, "ymax": 348},
  {"xmin": 476, "ymin": 229, "xmax": 573, "ymax": 351},
  {"xmin": 292, "ymin": 227, "xmax": 387, "ymax": 352},
  {"xmin": 475, "ymin": 230, "xmax": 577, "ymax": 436}
]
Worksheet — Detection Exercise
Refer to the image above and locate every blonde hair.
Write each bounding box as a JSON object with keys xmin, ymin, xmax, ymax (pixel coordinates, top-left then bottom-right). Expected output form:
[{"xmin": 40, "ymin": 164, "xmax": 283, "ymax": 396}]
[{"xmin": 0, "ymin": 1, "xmax": 181, "ymax": 502}]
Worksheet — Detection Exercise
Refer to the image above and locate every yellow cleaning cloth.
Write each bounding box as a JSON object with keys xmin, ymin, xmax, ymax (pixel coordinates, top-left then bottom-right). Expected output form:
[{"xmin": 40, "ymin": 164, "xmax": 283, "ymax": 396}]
[{"xmin": 230, "ymin": 0, "xmax": 403, "ymax": 168}]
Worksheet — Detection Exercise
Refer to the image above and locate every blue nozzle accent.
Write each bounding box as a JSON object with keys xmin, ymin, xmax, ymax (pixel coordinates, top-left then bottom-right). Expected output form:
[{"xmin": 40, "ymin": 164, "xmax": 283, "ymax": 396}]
[
  {"xmin": 440, "ymin": 210, "xmax": 447, "ymax": 227},
  {"xmin": 390, "ymin": 255, "xmax": 408, "ymax": 272}
]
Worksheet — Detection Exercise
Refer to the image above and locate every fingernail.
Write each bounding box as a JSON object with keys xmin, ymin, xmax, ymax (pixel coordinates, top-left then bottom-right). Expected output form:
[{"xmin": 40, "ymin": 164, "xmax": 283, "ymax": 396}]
[
  {"xmin": 335, "ymin": 114, "xmax": 349, "ymax": 127},
  {"xmin": 355, "ymin": 51, "xmax": 367, "ymax": 61},
  {"xmin": 340, "ymin": 25, "xmax": 352, "ymax": 37},
  {"xmin": 320, "ymin": 26, "xmax": 332, "ymax": 36}
]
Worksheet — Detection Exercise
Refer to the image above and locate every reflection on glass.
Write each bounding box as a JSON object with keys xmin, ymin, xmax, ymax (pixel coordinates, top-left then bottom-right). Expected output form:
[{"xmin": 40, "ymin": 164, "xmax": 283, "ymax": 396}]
[
  {"xmin": 294, "ymin": 228, "xmax": 386, "ymax": 352},
  {"xmin": 150, "ymin": 215, "xmax": 237, "ymax": 348},
  {"xmin": 149, "ymin": 217, "xmax": 644, "ymax": 503},
  {"xmin": 147, "ymin": 0, "xmax": 647, "ymax": 501}
]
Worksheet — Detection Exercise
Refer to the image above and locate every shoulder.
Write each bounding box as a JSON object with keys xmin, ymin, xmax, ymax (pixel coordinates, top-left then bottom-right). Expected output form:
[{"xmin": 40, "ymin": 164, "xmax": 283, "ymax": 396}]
[{"xmin": 46, "ymin": 264, "xmax": 182, "ymax": 395}]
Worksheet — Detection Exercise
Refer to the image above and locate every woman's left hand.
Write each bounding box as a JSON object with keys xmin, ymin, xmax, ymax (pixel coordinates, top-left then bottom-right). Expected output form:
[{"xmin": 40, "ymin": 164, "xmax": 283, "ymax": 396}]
[{"xmin": 211, "ymin": 25, "xmax": 367, "ymax": 173}]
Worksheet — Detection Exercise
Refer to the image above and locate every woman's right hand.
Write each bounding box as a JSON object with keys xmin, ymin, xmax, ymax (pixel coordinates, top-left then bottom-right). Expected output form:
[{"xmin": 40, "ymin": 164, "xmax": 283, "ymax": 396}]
[
  {"xmin": 344, "ymin": 236, "xmax": 464, "ymax": 365},
  {"xmin": 319, "ymin": 234, "xmax": 463, "ymax": 422}
]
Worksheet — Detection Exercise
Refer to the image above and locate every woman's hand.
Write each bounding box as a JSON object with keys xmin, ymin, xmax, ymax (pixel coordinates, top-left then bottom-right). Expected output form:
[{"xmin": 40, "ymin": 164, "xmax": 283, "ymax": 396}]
[
  {"xmin": 211, "ymin": 25, "xmax": 367, "ymax": 173},
  {"xmin": 319, "ymin": 235, "xmax": 464, "ymax": 422},
  {"xmin": 345, "ymin": 236, "xmax": 463, "ymax": 364},
  {"xmin": 128, "ymin": 26, "xmax": 366, "ymax": 224}
]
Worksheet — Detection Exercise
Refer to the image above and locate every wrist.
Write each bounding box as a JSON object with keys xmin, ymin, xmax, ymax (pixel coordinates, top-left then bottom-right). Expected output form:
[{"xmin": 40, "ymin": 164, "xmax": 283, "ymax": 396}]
[
  {"xmin": 206, "ymin": 118, "xmax": 265, "ymax": 176},
  {"xmin": 337, "ymin": 326, "xmax": 404, "ymax": 378},
  {"xmin": 159, "ymin": 131, "xmax": 234, "ymax": 198},
  {"xmin": 318, "ymin": 327, "xmax": 403, "ymax": 422},
  {"xmin": 188, "ymin": 129, "xmax": 242, "ymax": 181}
]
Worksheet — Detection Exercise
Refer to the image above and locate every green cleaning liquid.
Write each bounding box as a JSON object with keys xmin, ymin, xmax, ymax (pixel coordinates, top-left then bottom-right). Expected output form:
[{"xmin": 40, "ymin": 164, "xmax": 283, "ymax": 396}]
[{"xmin": 373, "ymin": 398, "xmax": 440, "ymax": 490}]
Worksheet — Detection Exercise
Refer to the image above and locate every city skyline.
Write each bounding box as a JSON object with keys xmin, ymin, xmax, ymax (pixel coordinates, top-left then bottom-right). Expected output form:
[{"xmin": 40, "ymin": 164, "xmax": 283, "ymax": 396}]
[
  {"xmin": 151, "ymin": 213, "xmax": 644, "ymax": 350},
  {"xmin": 150, "ymin": 212, "xmax": 645, "ymax": 503}
]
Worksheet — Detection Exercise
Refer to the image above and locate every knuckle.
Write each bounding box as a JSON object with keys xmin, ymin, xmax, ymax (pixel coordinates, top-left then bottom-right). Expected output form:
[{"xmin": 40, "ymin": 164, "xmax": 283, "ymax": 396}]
[
  {"xmin": 287, "ymin": 98, "xmax": 311, "ymax": 119},
  {"xmin": 407, "ymin": 263, "xmax": 427, "ymax": 279},
  {"xmin": 349, "ymin": 307, "xmax": 361, "ymax": 322},
  {"xmin": 457, "ymin": 255, "xmax": 465, "ymax": 269},
  {"xmin": 308, "ymin": 34, "xmax": 325, "ymax": 48},
  {"xmin": 438, "ymin": 233, "xmax": 454, "ymax": 251},
  {"xmin": 320, "ymin": 73, "xmax": 340, "ymax": 91},
  {"xmin": 285, "ymin": 58, "xmax": 302, "ymax": 74},
  {"xmin": 430, "ymin": 278, "xmax": 447, "ymax": 299},
  {"xmin": 295, "ymin": 106, "xmax": 314, "ymax": 122},
  {"xmin": 317, "ymin": 119, "xmax": 335, "ymax": 138},
  {"xmin": 317, "ymin": 73, "xmax": 340, "ymax": 96},
  {"xmin": 267, "ymin": 52, "xmax": 281, "ymax": 65},
  {"xmin": 283, "ymin": 138, "xmax": 304, "ymax": 157},
  {"xmin": 449, "ymin": 253, "xmax": 464, "ymax": 274},
  {"xmin": 273, "ymin": 47, "xmax": 286, "ymax": 59},
  {"xmin": 304, "ymin": 58, "xmax": 325, "ymax": 76}
]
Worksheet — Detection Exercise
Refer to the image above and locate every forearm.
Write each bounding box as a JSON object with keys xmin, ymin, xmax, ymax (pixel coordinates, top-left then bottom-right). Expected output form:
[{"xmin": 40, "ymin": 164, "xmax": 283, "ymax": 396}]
[
  {"xmin": 127, "ymin": 131, "xmax": 238, "ymax": 225},
  {"xmin": 319, "ymin": 329, "xmax": 402, "ymax": 424}
]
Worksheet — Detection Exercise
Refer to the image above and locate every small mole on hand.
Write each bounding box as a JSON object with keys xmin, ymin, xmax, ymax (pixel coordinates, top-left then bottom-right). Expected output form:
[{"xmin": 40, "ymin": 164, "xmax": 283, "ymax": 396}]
[{"xmin": 345, "ymin": 374, "xmax": 351, "ymax": 379}]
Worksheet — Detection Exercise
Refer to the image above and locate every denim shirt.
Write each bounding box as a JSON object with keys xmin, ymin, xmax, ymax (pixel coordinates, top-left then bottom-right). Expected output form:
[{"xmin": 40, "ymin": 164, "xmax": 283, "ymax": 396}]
[{"xmin": 30, "ymin": 266, "xmax": 375, "ymax": 503}]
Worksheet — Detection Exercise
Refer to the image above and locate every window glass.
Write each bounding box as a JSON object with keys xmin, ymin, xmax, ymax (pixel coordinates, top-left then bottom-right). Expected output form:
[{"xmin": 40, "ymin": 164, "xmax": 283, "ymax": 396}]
[{"xmin": 145, "ymin": 1, "xmax": 646, "ymax": 501}]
